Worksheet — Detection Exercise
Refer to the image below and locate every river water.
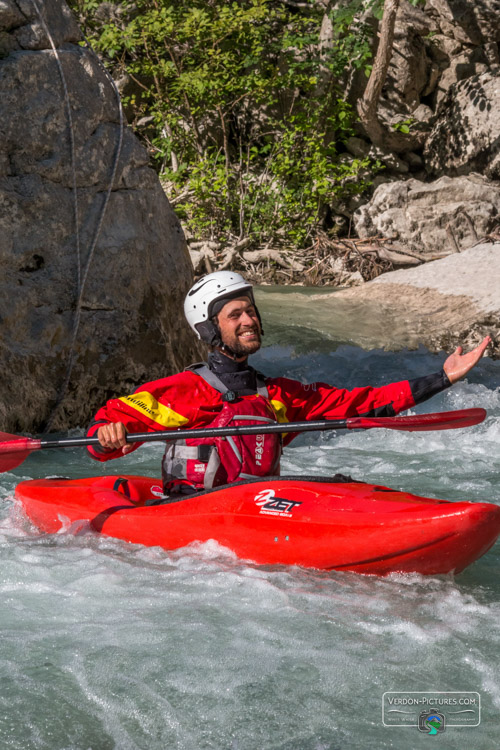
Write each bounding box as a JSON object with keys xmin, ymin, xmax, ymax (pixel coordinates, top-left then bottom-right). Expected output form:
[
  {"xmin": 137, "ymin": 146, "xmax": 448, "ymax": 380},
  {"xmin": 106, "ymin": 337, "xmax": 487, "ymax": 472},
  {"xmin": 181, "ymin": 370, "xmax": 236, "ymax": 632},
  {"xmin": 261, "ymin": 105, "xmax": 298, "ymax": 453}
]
[{"xmin": 1, "ymin": 288, "xmax": 500, "ymax": 749}]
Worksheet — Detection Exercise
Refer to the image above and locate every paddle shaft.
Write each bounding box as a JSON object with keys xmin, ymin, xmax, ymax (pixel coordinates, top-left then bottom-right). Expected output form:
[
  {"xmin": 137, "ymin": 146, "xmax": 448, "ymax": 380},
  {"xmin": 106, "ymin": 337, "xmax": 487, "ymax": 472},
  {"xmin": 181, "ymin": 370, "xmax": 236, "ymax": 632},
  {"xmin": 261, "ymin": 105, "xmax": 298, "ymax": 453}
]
[
  {"xmin": 0, "ymin": 408, "xmax": 486, "ymax": 481},
  {"xmin": 37, "ymin": 418, "xmax": 356, "ymax": 449},
  {"xmin": 0, "ymin": 418, "xmax": 360, "ymax": 453},
  {"xmin": 0, "ymin": 408, "xmax": 486, "ymax": 456}
]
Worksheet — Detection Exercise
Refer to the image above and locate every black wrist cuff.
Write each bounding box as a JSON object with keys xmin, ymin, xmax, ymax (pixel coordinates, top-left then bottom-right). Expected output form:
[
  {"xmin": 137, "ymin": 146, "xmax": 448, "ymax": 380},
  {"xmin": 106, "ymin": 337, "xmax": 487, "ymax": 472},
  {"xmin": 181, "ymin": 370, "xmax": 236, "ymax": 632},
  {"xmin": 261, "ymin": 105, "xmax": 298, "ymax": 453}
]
[{"xmin": 409, "ymin": 369, "xmax": 452, "ymax": 405}]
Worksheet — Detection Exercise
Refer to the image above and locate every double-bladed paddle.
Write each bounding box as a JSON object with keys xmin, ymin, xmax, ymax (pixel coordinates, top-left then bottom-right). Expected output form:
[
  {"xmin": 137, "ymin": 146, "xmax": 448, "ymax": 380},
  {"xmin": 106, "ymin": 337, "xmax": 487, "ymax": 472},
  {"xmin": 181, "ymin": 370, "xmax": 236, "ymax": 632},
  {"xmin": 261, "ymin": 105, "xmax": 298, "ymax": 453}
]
[{"xmin": 0, "ymin": 408, "xmax": 487, "ymax": 473}]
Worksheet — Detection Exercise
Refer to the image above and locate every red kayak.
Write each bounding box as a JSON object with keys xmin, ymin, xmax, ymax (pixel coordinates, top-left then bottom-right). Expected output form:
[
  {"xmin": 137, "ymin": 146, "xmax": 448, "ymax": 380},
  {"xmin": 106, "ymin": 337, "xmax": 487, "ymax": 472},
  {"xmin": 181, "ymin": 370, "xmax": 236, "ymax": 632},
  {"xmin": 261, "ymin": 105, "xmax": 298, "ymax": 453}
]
[{"xmin": 15, "ymin": 474, "xmax": 500, "ymax": 575}]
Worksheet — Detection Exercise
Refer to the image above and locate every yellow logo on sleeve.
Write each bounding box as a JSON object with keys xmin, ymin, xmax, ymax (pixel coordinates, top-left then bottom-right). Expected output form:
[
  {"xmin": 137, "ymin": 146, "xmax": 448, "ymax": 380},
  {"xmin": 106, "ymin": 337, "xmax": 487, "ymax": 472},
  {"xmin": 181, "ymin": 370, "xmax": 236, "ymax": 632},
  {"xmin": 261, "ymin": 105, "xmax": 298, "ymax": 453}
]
[
  {"xmin": 119, "ymin": 392, "xmax": 189, "ymax": 428},
  {"xmin": 270, "ymin": 399, "xmax": 288, "ymax": 424}
]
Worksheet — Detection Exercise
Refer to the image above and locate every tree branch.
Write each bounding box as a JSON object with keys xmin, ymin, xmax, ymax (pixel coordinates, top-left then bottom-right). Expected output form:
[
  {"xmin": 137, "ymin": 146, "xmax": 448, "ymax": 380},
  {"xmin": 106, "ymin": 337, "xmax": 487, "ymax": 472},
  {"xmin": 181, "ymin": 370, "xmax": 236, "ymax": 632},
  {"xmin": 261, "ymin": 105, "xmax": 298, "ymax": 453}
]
[{"xmin": 356, "ymin": 0, "xmax": 426, "ymax": 153}]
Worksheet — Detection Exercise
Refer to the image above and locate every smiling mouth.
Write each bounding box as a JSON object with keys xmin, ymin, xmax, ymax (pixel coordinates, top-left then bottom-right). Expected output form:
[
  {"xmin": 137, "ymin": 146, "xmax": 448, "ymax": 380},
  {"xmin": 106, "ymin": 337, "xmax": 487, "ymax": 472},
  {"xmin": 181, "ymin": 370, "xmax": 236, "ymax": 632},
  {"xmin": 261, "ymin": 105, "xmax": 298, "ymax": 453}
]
[{"xmin": 238, "ymin": 330, "xmax": 259, "ymax": 339}]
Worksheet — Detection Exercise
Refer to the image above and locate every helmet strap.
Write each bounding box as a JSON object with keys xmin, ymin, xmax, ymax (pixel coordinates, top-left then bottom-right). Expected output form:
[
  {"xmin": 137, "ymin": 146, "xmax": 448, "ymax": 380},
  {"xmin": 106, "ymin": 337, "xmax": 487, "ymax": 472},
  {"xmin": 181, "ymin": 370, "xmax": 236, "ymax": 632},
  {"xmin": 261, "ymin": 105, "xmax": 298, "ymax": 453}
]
[{"xmin": 210, "ymin": 318, "xmax": 242, "ymax": 361}]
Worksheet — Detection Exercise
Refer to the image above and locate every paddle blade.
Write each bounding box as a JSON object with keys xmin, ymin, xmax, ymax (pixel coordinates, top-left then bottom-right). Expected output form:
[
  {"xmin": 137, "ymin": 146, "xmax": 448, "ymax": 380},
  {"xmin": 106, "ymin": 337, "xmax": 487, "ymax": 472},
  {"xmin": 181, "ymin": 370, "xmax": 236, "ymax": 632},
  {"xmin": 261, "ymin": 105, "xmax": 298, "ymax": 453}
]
[
  {"xmin": 346, "ymin": 408, "xmax": 487, "ymax": 432},
  {"xmin": 0, "ymin": 433, "xmax": 41, "ymax": 472}
]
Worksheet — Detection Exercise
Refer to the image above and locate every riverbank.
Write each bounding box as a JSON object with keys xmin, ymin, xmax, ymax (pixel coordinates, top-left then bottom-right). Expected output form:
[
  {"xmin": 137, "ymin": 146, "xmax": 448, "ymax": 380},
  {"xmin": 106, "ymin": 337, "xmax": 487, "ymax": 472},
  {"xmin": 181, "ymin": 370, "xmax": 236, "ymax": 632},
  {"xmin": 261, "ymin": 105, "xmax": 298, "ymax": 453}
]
[{"xmin": 254, "ymin": 240, "xmax": 500, "ymax": 359}]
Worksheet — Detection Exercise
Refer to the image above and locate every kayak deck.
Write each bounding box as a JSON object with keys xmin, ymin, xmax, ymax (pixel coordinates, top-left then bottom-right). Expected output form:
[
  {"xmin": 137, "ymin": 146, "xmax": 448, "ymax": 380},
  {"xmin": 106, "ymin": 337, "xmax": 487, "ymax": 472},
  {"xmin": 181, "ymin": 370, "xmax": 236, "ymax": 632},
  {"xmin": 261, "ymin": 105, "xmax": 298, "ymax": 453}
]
[{"xmin": 14, "ymin": 475, "xmax": 500, "ymax": 575}]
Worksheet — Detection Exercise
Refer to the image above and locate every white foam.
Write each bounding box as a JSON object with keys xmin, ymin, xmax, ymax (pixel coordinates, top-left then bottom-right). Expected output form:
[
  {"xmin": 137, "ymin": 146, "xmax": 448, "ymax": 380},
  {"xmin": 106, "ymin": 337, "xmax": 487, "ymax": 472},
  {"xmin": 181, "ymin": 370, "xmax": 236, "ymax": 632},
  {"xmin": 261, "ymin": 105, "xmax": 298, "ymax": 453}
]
[{"xmin": 1, "ymin": 344, "xmax": 499, "ymax": 749}]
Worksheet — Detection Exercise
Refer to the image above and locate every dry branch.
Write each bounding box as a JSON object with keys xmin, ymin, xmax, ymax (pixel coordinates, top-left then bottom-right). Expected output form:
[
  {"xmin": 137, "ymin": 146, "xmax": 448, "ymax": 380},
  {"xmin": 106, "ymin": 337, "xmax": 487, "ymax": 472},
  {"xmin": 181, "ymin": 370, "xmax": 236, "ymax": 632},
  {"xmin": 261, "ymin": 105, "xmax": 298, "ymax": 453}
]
[
  {"xmin": 242, "ymin": 249, "xmax": 305, "ymax": 271},
  {"xmin": 187, "ymin": 229, "xmax": 458, "ymax": 287}
]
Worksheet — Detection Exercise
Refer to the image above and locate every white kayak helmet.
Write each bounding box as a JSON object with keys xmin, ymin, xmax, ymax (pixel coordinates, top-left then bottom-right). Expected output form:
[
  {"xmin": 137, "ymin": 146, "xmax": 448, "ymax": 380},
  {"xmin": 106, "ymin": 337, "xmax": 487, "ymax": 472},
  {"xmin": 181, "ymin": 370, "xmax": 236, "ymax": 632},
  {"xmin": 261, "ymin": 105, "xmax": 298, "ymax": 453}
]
[{"xmin": 184, "ymin": 271, "xmax": 262, "ymax": 345}]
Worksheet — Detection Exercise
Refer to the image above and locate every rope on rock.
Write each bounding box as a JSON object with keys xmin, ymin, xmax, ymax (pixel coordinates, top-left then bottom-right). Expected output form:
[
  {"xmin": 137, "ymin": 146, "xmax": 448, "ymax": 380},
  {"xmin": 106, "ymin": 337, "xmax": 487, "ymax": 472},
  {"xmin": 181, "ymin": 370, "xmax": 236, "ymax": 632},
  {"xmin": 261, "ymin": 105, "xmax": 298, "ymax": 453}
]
[
  {"xmin": 30, "ymin": 0, "xmax": 81, "ymax": 290},
  {"xmin": 30, "ymin": 1, "xmax": 124, "ymax": 431}
]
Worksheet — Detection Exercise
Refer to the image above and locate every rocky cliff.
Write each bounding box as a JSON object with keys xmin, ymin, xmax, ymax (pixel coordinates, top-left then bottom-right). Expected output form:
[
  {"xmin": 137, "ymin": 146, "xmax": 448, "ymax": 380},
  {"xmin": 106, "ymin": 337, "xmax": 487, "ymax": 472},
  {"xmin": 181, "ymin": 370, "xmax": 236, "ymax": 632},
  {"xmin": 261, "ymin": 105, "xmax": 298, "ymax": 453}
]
[
  {"xmin": 339, "ymin": 0, "xmax": 500, "ymax": 261},
  {"xmin": 0, "ymin": 0, "xmax": 202, "ymax": 433},
  {"xmin": 334, "ymin": 0, "xmax": 500, "ymax": 355}
]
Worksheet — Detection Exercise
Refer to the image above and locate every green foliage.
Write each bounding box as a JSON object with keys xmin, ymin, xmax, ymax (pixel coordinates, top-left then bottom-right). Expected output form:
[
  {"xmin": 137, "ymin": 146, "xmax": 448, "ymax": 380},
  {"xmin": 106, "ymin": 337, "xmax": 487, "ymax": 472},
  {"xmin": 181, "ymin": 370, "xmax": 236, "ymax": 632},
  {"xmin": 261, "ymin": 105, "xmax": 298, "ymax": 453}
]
[
  {"xmin": 70, "ymin": 0, "xmax": 381, "ymax": 248},
  {"xmin": 391, "ymin": 117, "xmax": 415, "ymax": 134},
  {"xmin": 326, "ymin": 0, "xmax": 382, "ymax": 78}
]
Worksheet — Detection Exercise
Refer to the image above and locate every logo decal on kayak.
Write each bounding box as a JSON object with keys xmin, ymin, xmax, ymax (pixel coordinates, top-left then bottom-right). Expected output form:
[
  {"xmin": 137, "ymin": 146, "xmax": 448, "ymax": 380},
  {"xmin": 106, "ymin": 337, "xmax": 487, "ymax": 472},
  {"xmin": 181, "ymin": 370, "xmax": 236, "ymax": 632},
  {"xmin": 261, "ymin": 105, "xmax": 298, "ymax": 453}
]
[
  {"xmin": 255, "ymin": 434, "xmax": 264, "ymax": 466},
  {"xmin": 150, "ymin": 485, "xmax": 164, "ymax": 497},
  {"xmin": 254, "ymin": 489, "xmax": 301, "ymax": 516}
]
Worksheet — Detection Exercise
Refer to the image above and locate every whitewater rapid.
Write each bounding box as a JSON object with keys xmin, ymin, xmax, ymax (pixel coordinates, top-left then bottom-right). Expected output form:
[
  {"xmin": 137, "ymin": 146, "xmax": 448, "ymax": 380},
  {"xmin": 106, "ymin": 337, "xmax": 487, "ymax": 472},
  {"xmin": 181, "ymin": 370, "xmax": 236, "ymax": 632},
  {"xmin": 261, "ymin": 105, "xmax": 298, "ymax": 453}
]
[{"xmin": 1, "ymin": 339, "xmax": 499, "ymax": 749}]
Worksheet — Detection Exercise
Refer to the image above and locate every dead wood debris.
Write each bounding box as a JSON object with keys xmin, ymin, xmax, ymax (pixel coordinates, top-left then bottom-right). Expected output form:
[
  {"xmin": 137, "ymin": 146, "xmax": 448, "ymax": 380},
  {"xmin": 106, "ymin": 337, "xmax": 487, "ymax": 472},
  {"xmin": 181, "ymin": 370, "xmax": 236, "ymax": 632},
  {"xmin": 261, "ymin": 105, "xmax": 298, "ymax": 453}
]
[{"xmin": 187, "ymin": 232, "xmax": 448, "ymax": 286}]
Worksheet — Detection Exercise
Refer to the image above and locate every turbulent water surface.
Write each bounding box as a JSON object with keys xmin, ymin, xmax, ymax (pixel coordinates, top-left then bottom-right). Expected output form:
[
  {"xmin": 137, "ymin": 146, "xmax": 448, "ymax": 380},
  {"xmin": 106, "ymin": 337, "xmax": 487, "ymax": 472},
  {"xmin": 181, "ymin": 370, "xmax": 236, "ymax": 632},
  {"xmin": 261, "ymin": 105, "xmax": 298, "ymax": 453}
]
[{"xmin": 1, "ymin": 300, "xmax": 500, "ymax": 749}]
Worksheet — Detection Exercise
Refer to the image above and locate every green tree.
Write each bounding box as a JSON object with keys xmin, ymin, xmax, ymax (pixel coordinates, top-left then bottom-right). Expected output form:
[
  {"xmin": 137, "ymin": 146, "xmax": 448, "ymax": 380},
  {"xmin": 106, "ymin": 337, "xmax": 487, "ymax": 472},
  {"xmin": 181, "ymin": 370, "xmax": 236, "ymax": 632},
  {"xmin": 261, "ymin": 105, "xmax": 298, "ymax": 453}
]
[{"xmin": 71, "ymin": 0, "xmax": 380, "ymax": 248}]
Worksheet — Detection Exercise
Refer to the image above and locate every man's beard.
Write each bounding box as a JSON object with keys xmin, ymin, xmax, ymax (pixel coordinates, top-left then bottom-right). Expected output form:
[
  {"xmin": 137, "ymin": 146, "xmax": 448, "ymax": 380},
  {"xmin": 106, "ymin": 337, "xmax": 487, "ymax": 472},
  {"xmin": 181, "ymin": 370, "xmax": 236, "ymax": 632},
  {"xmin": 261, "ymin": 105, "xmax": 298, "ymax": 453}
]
[{"xmin": 223, "ymin": 329, "xmax": 262, "ymax": 357}]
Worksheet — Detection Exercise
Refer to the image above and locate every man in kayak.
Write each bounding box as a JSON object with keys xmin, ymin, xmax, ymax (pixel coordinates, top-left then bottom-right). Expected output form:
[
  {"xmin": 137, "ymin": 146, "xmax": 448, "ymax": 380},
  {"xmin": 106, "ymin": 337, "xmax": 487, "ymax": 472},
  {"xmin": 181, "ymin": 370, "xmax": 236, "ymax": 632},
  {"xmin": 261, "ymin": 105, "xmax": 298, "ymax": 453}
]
[{"xmin": 88, "ymin": 271, "xmax": 490, "ymax": 494}]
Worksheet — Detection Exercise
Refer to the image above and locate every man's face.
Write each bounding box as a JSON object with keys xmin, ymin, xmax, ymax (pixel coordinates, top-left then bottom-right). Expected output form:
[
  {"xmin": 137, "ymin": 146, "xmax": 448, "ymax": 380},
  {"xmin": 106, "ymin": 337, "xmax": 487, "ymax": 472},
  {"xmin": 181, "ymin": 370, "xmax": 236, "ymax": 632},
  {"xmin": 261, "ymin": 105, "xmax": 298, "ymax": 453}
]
[{"xmin": 216, "ymin": 296, "xmax": 262, "ymax": 357}]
